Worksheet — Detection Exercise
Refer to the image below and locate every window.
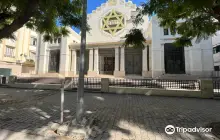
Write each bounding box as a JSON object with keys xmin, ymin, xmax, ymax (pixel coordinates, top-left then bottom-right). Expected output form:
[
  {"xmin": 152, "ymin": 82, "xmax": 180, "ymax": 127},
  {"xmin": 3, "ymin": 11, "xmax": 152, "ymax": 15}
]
[
  {"xmin": 30, "ymin": 37, "xmax": 37, "ymax": 46},
  {"xmin": 164, "ymin": 28, "xmax": 169, "ymax": 35},
  {"xmin": 214, "ymin": 66, "xmax": 220, "ymax": 71},
  {"xmin": 5, "ymin": 46, "xmax": 15, "ymax": 58},
  {"xmin": 58, "ymin": 38, "xmax": 61, "ymax": 43},
  {"xmin": 213, "ymin": 45, "xmax": 220, "ymax": 54},
  {"xmin": 54, "ymin": 38, "xmax": 57, "ymax": 44},
  {"xmin": 213, "ymin": 47, "xmax": 217, "ymax": 54}
]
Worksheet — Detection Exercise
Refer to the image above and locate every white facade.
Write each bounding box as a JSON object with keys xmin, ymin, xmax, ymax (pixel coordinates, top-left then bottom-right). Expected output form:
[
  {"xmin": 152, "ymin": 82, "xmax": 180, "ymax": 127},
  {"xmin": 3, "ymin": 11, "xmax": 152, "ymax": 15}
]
[
  {"xmin": 151, "ymin": 16, "xmax": 214, "ymax": 78},
  {"xmin": 36, "ymin": 0, "xmax": 214, "ymax": 78},
  {"xmin": 35, "ymin": 27, "xmax": 80, "ymax": 76},
  {"xmin": 212, "ymin": 31, "xmax": 220, "ymax": 70}
]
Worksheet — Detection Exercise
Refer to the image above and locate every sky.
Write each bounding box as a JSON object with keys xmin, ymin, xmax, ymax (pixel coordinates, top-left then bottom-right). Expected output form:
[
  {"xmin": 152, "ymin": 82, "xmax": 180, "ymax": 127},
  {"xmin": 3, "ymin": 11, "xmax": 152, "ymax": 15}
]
[
  {"xmin": 87, "ymin": 0, "xmax": 145, "ymax": 13},
  {"xmin": 73, "ymin": 0, "xmax": 145, "ymax": 33}
]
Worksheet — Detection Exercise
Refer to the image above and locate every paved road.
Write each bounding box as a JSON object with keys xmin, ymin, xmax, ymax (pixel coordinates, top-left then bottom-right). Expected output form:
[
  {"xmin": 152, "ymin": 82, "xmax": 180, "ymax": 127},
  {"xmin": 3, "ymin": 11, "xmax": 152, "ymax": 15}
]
[{"xmin": 0, "ymin": 88, "xmax": 220, "ymax": 140}]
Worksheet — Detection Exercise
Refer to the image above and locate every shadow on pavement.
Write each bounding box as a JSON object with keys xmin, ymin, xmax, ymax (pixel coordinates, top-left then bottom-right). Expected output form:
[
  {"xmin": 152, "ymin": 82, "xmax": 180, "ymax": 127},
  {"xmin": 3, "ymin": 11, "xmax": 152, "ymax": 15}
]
[{"xmin": 0, "ymin": 88, "xmax": 220, "ymax": 140}]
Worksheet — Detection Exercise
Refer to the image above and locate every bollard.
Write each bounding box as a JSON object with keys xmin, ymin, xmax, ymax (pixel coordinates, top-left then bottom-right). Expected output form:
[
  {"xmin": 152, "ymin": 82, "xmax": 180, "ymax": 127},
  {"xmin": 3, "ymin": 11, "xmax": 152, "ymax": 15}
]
[{"xmin": 60, "ymin": 79, "xmax": 65, "ymax": 124}]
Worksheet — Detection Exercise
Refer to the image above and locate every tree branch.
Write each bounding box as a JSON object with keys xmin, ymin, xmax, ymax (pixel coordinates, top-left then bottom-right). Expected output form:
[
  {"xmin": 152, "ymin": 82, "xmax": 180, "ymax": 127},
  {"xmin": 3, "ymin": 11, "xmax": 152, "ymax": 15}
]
[
  {"xmin": 0, "ymin": 13, "xmax": 12, "ymax": 24},
  {"xmin": 212, "ymin": 5, "xmax": 220, "ymax": 22},
  {"xmin": 0, "ymin": 0, "xmax": 39, "ymax": 39}
]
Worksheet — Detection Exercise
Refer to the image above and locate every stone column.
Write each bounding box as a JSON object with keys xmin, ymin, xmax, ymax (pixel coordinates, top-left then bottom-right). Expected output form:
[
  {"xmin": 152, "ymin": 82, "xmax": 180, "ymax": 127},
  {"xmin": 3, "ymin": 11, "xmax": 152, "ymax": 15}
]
[
  {"xmin": 88, "ymin": 49, "xmax": 94, "ymax": 71},
  {"xmin": 120, "ymin": 47, "xmax": 125, "ymax": 71},
  {"xmin": 142, "ymin": 46, "xmax": 147, "ymax": 76},
  {"xmin": 88, "ymin": 48, "xmax": 99, "ymax": 76},
  {"xmin": 114, "ymin": 47, "xmax": 119, "ymax": 71},
  {"xmin": 59, "ymin": 37, "xmax": 69, "ymax": 76},
  {"xmin": 38, "ymin": 37, "xmax": 48, "ymax": 75},
  {"xmin": 71, "ymin": 50, "xmax": 77, "ymax": 75},
  {"xmin": 94, "ymin": 48, "xmax": 99, "ymax": 74},
  {"xmin": 142, "ymin": 45, "xmax": 152, "ymax": 78},
  {"xmin": 160, "ymin": 45, "xmax": 165, "ymax": 74},
  {"xmin": 142, "ymin": 47, "xmax": 147, "ymax": 71},
  {"xmin": 114, "ymin": 47, "xmax": 125, "ymax": 77},
  {"xmin": 45, "ymin": 50, "xmax": 50, "ymax": 73}
]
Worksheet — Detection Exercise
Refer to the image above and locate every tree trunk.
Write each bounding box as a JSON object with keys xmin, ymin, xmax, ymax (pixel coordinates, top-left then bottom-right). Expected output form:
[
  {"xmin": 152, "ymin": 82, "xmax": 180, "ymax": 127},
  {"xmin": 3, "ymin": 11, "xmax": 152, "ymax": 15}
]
[{"xmin": 76, "ymin": 0, "xmax": 87, "ymax": 124}]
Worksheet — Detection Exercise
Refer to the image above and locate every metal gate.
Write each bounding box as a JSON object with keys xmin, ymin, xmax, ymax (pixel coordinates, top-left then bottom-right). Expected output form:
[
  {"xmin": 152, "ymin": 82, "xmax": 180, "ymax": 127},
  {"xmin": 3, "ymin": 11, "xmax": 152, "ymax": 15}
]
[
  {"xmin": 48, "ymin": 50, "xmax": 60, "ymax": 72},
  {"xmin": 103, "ymin": 57, "xmax": 115, "ymax": 75},
  {"xmin": 212, "ymin": 71, "xmax": 220, "ymax": 96},
  {"xmin": 164, "ymin": 43, "xmax": 185, "ymax": 74},
  {"xmin": 125, "ymin": 48, "xmax": 142, "ymax": 75},
  {"xmin": 70, "ymin": 77, "xmax": 101, "ymax": 92}
]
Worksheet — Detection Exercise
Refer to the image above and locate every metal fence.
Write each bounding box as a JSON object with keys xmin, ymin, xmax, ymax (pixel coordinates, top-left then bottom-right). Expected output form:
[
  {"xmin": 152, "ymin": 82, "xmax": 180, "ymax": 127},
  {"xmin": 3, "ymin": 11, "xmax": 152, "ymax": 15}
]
[
  {"xmin": 110, "ymin": 79, "xmax": 200, "ymax": 90},
  {"xmin": 213, "ymin": 79, "xmax": 220, "ymax": 96},
  {"xmin": 69, "ymin": 77, "xmax": 101, "ymax": 91},
  {"xmin": 212, "ymin": 71, "xmax": 220, "ymax": 96},
  {"xmin": 212, "ymin": 71, "xmax": 220, "ymax": 79},
  {"xmin": 11, "ymin": 77, "xmax": 202, "ymax": 91}
]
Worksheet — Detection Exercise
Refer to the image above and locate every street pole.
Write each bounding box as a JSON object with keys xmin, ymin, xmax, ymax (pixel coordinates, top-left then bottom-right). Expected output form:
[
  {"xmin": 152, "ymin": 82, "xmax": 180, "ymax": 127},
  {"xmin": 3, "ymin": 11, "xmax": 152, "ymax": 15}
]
[
  {"xmin": 60, "ymin": 80, "xmax": 65, "ymax": 124},
  {"xmin": 76, "ymin": 0, "xmax": 87, "ymax": 124}
]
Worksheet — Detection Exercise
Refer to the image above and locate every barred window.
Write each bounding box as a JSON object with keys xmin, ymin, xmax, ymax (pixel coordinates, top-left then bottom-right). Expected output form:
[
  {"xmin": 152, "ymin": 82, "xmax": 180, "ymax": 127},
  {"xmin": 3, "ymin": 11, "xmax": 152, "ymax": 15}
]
[
  {"xmin": 58, "ymin": 38, "xmax": 61, "ymax": 43},
  {"xmin": 164, "ymin": 28, "xmax": 169, "ymax": 35},
  {"xmin": 30, "ymin": 37, "xmax": 37, "ymax": 46},
  {"xmin": 5, "ymin": 46, "xmax": 15, "ymax": 58},
  {"xmin": 213, "ymin": 45, "xmax": 220, "ymax": 54}
]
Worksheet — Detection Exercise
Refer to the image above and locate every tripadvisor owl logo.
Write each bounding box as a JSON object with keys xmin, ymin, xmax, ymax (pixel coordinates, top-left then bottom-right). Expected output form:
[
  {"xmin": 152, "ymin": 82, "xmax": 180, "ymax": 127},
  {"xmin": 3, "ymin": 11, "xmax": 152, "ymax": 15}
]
[
  {"xmin": 165, "ymin": 125, "xmax": 175, "ymax": 135},
  {"xmin": 165, "ymin": 125, "xmax": 212, "ymax": 135}
]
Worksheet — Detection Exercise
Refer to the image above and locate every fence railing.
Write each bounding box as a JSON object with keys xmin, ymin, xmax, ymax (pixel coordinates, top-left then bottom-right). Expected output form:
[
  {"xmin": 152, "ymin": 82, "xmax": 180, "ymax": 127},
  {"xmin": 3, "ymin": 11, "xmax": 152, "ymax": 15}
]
[
  {"xmin": 109, "ymin": 79, "xmax": 200, "ymax": 90},
  {"xmin": 213, "ymin": 79, "xmax": 220, "ymax": 96},
  {"xmin": 7, "ymin": 77, "xmax": 202, "ymax": 91},
  {"xmin": 212, "ymin": 71, "xmax": 220, "ymax": 78},
  {"xmin": 69, "ymin": 77, "xmax": 101, "ymax": 90}
]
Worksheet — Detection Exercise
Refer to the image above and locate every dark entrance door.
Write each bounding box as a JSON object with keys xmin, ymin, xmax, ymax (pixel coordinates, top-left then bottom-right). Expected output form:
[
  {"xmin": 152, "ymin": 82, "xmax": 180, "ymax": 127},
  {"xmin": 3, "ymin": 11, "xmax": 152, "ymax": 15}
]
[
  {"xmin": 104, "ymin": 57, "xmax": 115, "ymax": 75},
  {"xmin": 125, "ymin": 48, "xmax": 142, "ymax": 75},
  {"xmin": 164, "ymin": 43, "xmax": 185, "ymax": 74},
  {"xmin": 48, "ymin": 50, "xmax": 60, "ymax": 72}
]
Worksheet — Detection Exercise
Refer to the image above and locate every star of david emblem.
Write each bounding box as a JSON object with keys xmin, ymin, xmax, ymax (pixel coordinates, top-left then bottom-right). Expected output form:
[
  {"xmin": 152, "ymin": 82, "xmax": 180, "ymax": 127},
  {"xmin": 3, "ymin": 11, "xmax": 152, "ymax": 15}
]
[
  {"xmin": 101, "ymin": 9, "xmax": 125, "ymax": 36},
  {"xmin": 108, "ymin": 0, "xmax": 117, "ymax": 6}
]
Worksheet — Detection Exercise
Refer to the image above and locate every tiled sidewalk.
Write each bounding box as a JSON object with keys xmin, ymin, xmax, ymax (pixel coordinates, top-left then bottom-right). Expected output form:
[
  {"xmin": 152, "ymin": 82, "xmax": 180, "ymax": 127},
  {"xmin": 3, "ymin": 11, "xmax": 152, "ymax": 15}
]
[{"xmin": 0, "ymin": 88, "xmax": 220, "ymax": 140}]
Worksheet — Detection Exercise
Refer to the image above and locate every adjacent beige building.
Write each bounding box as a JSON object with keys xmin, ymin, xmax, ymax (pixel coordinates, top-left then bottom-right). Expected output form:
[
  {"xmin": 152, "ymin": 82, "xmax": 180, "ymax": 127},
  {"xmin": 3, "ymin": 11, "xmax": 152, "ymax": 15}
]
[{"xmin": 0, "ymin": 26, "xmax": 37, "ymax": 76}]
